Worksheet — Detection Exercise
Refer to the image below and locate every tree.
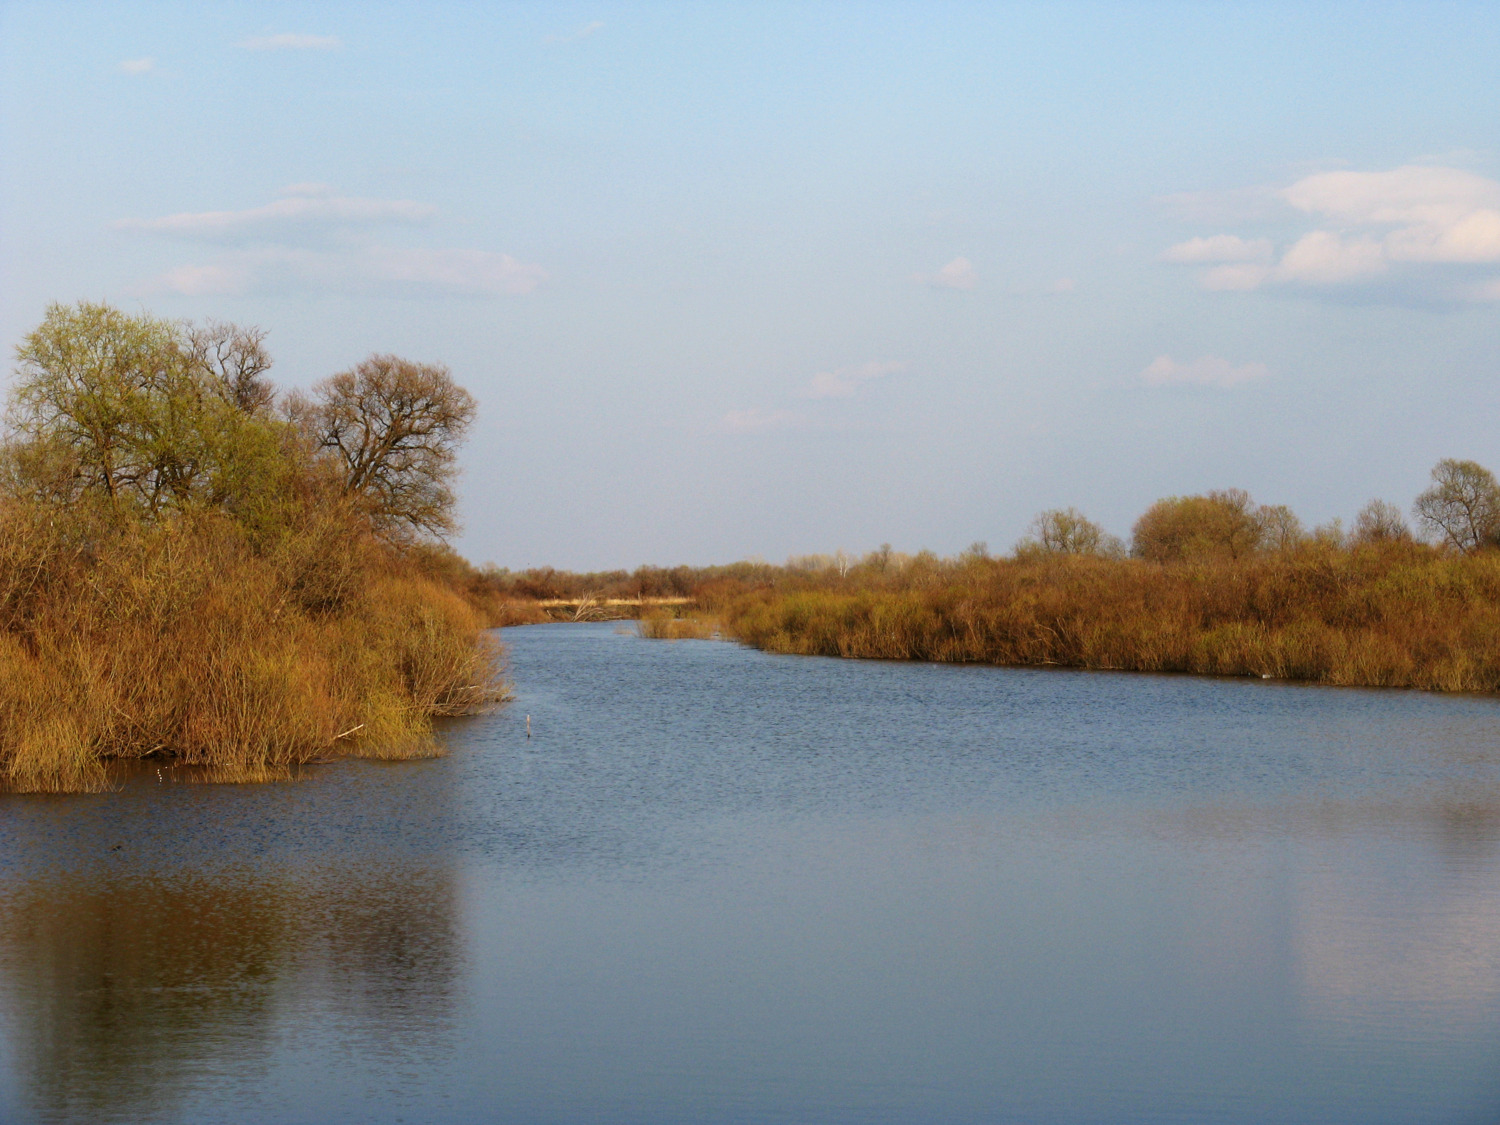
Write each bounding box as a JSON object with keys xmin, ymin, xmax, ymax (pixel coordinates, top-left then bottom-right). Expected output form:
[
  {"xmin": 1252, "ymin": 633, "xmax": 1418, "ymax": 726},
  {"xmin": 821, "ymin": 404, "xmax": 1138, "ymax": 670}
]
[
  {"xmin": 1131, "ymin": 489, "xmax": 1267, "ymax": 562},
  {"xmin": 1256, "ymin": 504, "xmax": 1306, "ymax": 551},
  {"xmin": 188, "ymin": 320, "xmax": 274, "ymax": 414},
  {"xmin": 9, "ymin": 302, "xmax": 180, "ymax": 507},
  {"xmin": 1412, "ymin": 459, "xmax": 1500, "ymax": 553},
  {"xmin": 1017, "ymin": 508, "xmax": 1123, "ymax": 557},
  {"xmin": 1351, "ymin": 499, "xmax": 1412, "ymax": 545},
  {"xmin": 308, "ymin": 355, "xmax": 476, "ymax": 538},
  {"xmin": 6, "ymin": 302, "xmax": 283, "ymax": 516}
]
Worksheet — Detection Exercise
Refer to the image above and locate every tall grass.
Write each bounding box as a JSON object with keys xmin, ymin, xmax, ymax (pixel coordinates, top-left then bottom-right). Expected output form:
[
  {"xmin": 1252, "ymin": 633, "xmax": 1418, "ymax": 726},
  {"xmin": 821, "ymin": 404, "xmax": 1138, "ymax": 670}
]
[
  {"xmin": 706, "ymin": 543, "xmax": 1500, "ymax": 692},
  {"xmin": 0, "ymin": 499, "xmax": 504, "ymax": 793}
]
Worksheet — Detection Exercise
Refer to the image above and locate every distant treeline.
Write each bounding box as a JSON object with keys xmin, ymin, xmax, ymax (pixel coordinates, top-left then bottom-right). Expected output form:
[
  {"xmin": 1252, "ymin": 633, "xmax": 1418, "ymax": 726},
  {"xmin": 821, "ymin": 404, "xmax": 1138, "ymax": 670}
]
[
  {"xmin": 0, "ymin": 302, "xmax": 503, "ymax": 793},
  {"xmin": 495, "ymin": 462, "xmax": 1500, "ymax": 693}
]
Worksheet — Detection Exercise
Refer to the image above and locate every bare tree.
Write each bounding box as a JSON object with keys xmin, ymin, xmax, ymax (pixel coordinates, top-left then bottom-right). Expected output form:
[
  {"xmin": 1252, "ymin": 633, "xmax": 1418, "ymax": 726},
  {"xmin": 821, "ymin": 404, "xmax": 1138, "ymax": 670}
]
[
  {"xmin": 1256, "ymin": 504, "xmax": 1306, "ymax": 551},
  {"xmin": 188, "ymin": 320, "xmax": 274, "ymax": 414},
  {"xmin": 1018, "ymin": 508, "xmax": 1123, "ymax": 557},
  {"xmin": 1352, "ymin": 499, "xmax": 1412, "ymax": 544},
  {"xmin": 1413, "ymin": 459, "xmax": 1500, "ymax": 553},
  {"xmin": 310, "ymin": 355, "xmax": 477, "ymax": 538}
]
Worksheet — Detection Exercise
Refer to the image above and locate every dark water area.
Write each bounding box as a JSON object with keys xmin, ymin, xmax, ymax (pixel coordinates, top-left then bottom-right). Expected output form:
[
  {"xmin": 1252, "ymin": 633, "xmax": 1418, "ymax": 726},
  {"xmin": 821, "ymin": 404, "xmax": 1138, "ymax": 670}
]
[{"xmin": 3, "ymin": 622, "xmax": 1500, "ymax": 1124}]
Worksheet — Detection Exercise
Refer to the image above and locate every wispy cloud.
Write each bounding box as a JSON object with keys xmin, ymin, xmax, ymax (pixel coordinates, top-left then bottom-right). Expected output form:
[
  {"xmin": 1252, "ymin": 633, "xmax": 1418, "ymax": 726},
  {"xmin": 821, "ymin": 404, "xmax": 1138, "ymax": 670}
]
[
  {"xmin": 239, "ymin": 33, "xmax": 342, "ymax": 51},
  {"xmin": 118, "ymin": 57, "xmax": 154, "ymax": 75},
  {"xmin": 719, "ymin": 408, "xmax": 808, "ymax": 433},
  {"xmin": 1161, "ymin": 165, "xmax": 1500, "ymax": 303},
  {"xmin": 1160, "ymin": 235, "xmax": 1273, "ymax": 265},
  {"xmin": 798, "ymin": 361, "xmax": 903, "ymax": 400},
  {"xmin": 913, "ymin": 256, "xmax": 978, "ymax": 290},
  {"xmin": 1046, "ymin": 278, "xmax": 1076, "ymax": 295},
  {"xmin": 116, "ymin": 185, "xmax": 434, "ymax": 242},
  {"xmin": 545, "ymin": 21, "xmax": 604, "ymax": 44},
  {"xmin": 1141, "ymin": 355, "xmax": 1269, "ymax": 390},
  {"xmin": 122, "ymin": 185, "xmax": 543, "ymax": 299},
  {"xmin": 145, "ymin": 246, "xmax": 546, "ymax": 299}
]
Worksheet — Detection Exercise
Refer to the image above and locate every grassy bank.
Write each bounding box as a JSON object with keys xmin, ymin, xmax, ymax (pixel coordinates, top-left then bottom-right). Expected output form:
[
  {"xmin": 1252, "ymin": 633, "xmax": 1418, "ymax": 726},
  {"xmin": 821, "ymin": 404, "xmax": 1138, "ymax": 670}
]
[
  {"xmin": 0, "ymin": 503, "xmax": 501, "ymax": 792},
  {"xmin": 704, "ymin": 544, "xmax": 1500, "ymax": 692},
  {"xmin": 0, "ymin": 303, "xmax": 503, "ymax": 792}
]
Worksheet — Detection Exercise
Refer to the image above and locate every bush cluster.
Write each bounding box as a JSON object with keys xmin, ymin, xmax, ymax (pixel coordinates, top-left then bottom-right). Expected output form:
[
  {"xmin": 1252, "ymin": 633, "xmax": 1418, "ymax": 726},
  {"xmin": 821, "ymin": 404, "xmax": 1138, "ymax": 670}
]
[{"xmin": 0, "ymin": 302, "xmax": 502, "ymax": 792}]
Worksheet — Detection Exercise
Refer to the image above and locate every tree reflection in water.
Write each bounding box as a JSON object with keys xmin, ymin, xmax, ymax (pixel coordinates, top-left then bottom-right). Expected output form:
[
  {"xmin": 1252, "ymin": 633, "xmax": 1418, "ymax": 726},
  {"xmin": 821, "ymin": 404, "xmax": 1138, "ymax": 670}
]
[
  {"xmin": 0, "ymin": 717, "xmax": 470, "ymax": 1120},
  {"xmin": 0, "ymin": 862, "xmax": 460, "ymax": 1120}
]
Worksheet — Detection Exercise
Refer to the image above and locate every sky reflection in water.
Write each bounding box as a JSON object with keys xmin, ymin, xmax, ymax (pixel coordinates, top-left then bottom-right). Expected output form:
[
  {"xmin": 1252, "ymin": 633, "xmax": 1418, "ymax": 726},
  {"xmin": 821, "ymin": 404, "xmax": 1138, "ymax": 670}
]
[{"xmin": 2, "ymin": 622, "xmax": 1499, "ymax": 1124}]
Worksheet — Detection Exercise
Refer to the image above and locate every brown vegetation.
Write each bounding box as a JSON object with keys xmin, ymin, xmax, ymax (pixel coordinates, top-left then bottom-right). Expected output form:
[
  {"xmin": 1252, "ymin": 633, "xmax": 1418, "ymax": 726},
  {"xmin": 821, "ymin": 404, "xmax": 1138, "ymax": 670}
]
[
  {"xmin": 518, "ymin": 477, "xmax": 1500, "ymax": 697},
  {"xmin": 0, "ymin": 302, "xmax": 503, "ymax": 793},
  {"xmin": 703, "ymin": 542, "xmax": 1500, "ymax": 691}
]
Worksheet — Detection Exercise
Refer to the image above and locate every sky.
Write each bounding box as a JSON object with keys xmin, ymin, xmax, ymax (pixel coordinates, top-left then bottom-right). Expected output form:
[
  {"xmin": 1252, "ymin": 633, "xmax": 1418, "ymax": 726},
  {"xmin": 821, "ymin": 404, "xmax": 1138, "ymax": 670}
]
[{"xmin": 2, "ymin": 1, "xmax": 1498, "ymax": 570}]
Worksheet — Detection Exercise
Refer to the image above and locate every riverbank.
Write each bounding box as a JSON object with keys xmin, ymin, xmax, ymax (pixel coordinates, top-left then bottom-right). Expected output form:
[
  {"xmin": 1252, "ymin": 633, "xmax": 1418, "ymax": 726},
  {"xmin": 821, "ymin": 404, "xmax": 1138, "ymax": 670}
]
[
  {"xmin": 0, "ymin": 303, "xmax": 503, "ymax": 793},
  {"xmin": 702, "ymin": 543, "xmax": 1500, "ymax": 692}
]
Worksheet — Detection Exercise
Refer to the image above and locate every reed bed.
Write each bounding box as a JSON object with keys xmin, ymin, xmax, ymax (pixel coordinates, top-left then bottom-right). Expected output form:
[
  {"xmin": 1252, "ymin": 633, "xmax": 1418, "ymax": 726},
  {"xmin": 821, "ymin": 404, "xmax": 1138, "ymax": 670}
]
[
  {"xmin": 0, "ymin": 501, "xmax": 505, "ymax": 793},
  {"xmin": 707, "ymin": 543, "xmax": 1500, "ymax": 692},
  {"xmin": 635, "ymin": 607, "xmax": 722, "ymax": 640}
]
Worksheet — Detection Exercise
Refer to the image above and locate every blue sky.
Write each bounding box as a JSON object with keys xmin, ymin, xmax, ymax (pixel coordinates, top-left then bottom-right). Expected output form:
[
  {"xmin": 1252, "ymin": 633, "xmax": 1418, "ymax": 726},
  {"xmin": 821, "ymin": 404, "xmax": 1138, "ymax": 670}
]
[{"xmin": 2, "ymin": 2, "xmax": 1498, "ymax": 569}]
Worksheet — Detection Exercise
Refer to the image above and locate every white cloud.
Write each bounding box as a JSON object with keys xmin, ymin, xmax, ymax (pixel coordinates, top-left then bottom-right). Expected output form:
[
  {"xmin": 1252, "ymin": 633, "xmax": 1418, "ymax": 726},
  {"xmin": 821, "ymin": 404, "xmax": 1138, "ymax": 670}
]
[
  {"xmin": 913, "ymin": 257, "xmax": 978, "ymax": 290},
  {"xmin": 1140, "ymin": 355, "xmax": 1269, "ymax": 390},
  {"xmin": 1275, "ymin": 231, "xmax": 1386, "ymax": 284},
  {"xmin": 118, "ymin": 57, "xmax": 154, "ymax": 74},
  {"xmin": 545, "ymin": 21, "xmax": 605, "ymax": 44},
  {"xmin": 1160, "ymin": 235, "xmax": 1273, "ymax": 264},
  {"xmin": 155, "ymin": 262, "xmax": 247, "ymax": 297},
  {"xmin": 799, "ymin": 361, "xmax": 903, "ymax": 400},
  {"xmin": 281, "ymin": 182, "xmax": 337, "ymax": 198},
  {"xmin": 144, "ymin": 245, "xmax": 546, "ymax": 299},
  {"xmin": 1162, "ymin": 164, "xmax": 1500, "ymax": 300},
  {"xmin": 1282, "ymin": 165, "xmax": 1500, "ymax": 227},
  {"xmin": 117, "ymin": 189, "xmax": 435, "ymax": 241},
  {"xmin": 239, "ymin": 33, "xmax": 342, "ymax": 51},
  {"xmin": 1384, "ymin": 207, "xmax": 1500, "ymax": 263},
  {"xmin": 1047, "ymin": 278, "xmax": 1076, "ymax": 294},
  {"xmin": 720, "ymin": 408, "xmax": 807, "ymax": 433},
  {"xmin": 365, "ymin": 248, "xmax": 546, "ymax": 295}
]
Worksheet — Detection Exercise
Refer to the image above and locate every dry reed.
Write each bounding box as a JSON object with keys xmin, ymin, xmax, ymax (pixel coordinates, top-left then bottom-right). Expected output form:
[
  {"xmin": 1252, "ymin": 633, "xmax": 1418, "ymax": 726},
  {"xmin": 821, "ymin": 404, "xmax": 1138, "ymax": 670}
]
[
  {"xmin": 0, "ymin": 501, "xmax": 507, "ymax": 793},
  {"xmin": 708, "ymin": 543, "xmax": 1500, "ymax": 692}
]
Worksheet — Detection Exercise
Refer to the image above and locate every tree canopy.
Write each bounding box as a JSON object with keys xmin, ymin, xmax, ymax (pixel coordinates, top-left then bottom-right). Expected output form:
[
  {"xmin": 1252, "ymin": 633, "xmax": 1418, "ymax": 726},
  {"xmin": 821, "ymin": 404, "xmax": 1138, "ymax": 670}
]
[
  {"xmin": 1412, "ymin": 459, "xmax": 1500, "ymax": 553},
  {"xmin": 4, "ymin": 302, "xmax": 474, "ymax": 542}
]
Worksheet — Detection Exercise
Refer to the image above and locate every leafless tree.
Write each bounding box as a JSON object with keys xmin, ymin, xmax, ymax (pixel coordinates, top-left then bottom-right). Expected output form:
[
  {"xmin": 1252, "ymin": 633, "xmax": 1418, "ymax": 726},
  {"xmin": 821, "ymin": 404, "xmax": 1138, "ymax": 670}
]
[
  {"xmin": 188, "ymin": 321, "xmax": 274, "ymax": 414},
  {"xmin": 1256, "ymin": 504, "xmax": 1306, "ymax": 551},
  {"xmin": 1413, "ymin": 459, "xmax": 1500, "ymax": 553},
  {"xmin": 309, "ymin": 355, "xmax": 477, "ymax": 539},
  {"xmin": 1351, "ymin": 499, "xmax": 1412, "ymax": 544},
  {"xmin": 1020, "ymin": 508, "xmax": 1123, "ymax": 557}
]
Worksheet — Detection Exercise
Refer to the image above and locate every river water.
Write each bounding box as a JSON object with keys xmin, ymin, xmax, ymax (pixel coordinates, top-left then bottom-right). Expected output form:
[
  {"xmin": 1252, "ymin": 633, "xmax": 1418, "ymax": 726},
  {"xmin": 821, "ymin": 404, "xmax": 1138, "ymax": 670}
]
[{"xmin": 2, "ymin": 622, "xmax": 1499, "ymax": 1124}]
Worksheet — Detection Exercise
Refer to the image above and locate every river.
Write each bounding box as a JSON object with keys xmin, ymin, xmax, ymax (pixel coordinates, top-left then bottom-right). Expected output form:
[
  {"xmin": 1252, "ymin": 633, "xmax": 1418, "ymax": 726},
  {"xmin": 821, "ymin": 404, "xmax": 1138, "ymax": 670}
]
[{"xmin": 2, "ymin": 621, "xmax": 1499, "ymax": 1123}]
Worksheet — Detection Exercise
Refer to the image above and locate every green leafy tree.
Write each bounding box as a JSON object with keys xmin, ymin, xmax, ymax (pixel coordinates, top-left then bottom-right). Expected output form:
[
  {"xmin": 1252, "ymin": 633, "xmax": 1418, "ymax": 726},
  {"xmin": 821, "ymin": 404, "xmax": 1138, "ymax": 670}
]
[{"xmin": 6, "ymin": 301, "xmax": 293, "ymax": 521}]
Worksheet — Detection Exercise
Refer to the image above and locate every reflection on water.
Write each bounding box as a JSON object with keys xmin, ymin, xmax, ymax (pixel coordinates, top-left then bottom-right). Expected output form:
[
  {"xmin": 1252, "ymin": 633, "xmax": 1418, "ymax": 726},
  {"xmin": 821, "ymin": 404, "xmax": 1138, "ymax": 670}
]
[
  {"xmin": 0, "ymin": 866, "xmax": 460, "ymax": 1125},
  {"xmin": 2, "ymin": 622, "xmax": 1500, "ymax": 1123}
]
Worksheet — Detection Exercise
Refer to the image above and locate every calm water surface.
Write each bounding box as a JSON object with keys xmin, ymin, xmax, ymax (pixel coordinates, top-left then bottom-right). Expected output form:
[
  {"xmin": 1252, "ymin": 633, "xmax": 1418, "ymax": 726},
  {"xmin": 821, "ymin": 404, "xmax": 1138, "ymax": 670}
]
[{"xmin": 2, "ymin": 622, "xmax": 1500, "ymax": 1123}]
